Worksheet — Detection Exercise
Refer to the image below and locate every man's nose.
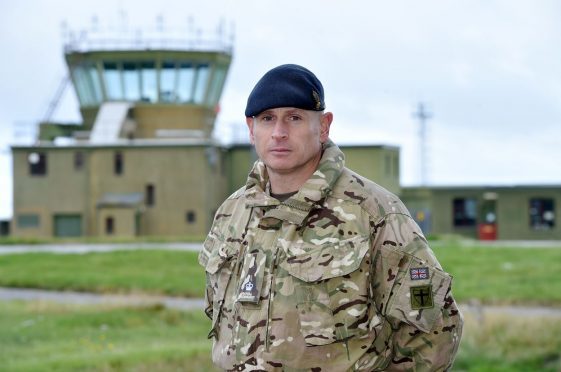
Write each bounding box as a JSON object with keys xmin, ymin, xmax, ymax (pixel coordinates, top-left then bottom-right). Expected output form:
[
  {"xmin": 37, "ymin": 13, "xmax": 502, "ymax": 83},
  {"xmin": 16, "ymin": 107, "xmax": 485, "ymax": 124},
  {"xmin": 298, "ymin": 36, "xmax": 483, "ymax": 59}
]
[{"xmin": 271, "ymin": 121, "xmax": 288, "ymax": 139}]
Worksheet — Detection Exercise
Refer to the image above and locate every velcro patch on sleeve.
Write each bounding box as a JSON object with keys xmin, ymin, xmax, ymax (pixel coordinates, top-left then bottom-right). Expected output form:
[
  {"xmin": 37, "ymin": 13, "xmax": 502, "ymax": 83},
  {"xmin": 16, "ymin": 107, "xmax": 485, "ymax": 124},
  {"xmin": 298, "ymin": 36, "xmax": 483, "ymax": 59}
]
[
  {"xmin": 409, "ymin": 267, "xmax": 429, "ymax": 280},
  {"xmin": 410, "ymin": 285, "xmax": 434, "ymax": 310}
]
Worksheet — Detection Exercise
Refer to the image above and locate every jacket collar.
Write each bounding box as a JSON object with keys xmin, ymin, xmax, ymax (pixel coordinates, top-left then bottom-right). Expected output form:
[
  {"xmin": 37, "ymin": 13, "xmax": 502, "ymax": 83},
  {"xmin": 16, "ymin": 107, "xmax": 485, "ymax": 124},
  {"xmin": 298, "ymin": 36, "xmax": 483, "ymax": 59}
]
[{"xmin": 244, "ymin": 140, "xmax": 345, "ymax": 225}]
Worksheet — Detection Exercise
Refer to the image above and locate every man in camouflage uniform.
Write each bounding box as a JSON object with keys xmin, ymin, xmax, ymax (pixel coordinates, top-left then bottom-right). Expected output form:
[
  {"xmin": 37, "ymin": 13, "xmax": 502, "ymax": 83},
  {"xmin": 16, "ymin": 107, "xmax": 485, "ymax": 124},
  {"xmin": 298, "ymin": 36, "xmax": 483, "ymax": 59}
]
[{"xmin": 199, "ymin": 64, "xmax": 463, "ymax": 371}]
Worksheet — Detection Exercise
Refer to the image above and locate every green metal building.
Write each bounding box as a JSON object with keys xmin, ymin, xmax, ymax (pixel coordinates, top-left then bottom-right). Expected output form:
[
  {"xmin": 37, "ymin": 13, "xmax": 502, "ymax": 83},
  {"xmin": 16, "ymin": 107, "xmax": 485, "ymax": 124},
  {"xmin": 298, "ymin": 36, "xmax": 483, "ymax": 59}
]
[{"xmin": 402, "ymin": 185, "xmax": 560, "ymax": 240}]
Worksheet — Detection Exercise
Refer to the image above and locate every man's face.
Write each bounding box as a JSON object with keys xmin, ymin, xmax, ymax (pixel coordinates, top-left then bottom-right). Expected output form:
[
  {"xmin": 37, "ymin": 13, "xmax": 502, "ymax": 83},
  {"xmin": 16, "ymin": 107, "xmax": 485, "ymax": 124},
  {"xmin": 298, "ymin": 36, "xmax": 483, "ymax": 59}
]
[{"xmin": 246, "ymin": 107, "xmax": 332, "ymax": 180}]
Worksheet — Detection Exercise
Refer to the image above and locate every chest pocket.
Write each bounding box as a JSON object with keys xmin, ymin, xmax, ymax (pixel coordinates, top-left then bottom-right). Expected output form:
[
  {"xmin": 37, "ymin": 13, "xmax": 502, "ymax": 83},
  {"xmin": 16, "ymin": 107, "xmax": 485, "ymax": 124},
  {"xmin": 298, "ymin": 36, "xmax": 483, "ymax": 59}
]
[
  {"xmin": 278, "ymin": 236, "xmax": 371, "ymax": 346},
  {"xmin": 199, "ymin": 235, "xmax": 238, "ymax": 339}
]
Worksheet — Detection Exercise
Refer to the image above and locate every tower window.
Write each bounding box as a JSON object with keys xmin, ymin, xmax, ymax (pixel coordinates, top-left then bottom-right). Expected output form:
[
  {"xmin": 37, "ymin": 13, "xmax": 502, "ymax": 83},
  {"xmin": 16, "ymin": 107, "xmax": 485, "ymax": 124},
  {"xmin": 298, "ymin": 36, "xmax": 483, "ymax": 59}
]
[
  {"xmin": 160, "ymin": 61, "xmax": 177, "ymax": 102},
  {"xmin": 178, "ymin": 63, "xmax": 195, "ymax": 102},
  {"xmin": 140, "ymin": 62, "xmax": 157, "ymax": 102},
  {"xmin": 123, "ymin": 62, "xmax": 140, "ymax": 101},
  {"xmin": 193, "ymin": 64, "xmax": 210, "ymax": 104},
  {"xmin": 103, "ymin": 62, "xmax": 123, "ymax": 100}
]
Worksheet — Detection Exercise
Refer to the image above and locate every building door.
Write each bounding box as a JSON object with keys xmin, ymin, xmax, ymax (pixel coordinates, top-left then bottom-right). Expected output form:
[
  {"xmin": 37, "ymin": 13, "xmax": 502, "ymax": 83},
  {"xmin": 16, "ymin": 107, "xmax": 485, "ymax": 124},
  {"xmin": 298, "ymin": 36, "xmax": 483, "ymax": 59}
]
[
  {"xmin": 478, "ymin": 193, "xmax": 498, "ymax": 240},
  {"xmin": 53, "ymin": 214, "xmax": 82, "ymax": 237}
]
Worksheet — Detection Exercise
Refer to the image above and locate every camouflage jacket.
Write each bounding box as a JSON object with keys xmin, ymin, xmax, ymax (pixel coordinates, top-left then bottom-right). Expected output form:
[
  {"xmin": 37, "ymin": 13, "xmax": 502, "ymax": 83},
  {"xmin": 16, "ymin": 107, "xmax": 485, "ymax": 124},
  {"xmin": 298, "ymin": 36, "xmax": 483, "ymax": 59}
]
[{"xmin": 199, "ymin": 141, "xmax": 463, "ymax": 371}]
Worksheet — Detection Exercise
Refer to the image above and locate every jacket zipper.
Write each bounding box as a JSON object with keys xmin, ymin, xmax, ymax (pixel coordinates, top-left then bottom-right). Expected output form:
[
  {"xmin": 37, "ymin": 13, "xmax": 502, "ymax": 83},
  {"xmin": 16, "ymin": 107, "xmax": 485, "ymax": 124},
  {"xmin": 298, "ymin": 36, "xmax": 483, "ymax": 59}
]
[
  {"xmin": 230, "ymin": 207, "xmax": 255, "ymax": 341},
  {"xmin": 280, "ymin": 201, "xmax": 311, "ymax": 212},
  {"xmin": 265, "ymin": 241, "xmax": 280, "ymax": 351}
]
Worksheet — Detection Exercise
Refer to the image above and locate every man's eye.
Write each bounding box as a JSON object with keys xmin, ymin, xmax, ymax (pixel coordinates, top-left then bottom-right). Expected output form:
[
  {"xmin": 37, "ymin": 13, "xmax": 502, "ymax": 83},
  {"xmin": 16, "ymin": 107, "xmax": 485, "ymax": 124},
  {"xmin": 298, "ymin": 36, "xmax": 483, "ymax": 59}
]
[
  {"xmin": 257, "ymin": 115, "xmax": 273, "ymax": 122},
  {"xmin": 288, "ymin": 115, "xmax": 302, "ymax": 121}
]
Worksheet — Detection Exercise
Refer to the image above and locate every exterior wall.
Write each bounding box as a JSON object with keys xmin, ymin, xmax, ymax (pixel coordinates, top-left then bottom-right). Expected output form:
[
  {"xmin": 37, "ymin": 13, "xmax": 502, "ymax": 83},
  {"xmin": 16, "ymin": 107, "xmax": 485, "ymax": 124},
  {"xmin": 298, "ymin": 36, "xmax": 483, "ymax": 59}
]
[
  {"xmin": 342, "ymin": 146, "xmax": 400, "ymax": 195},
  {"xmin": 87, "ymin": 145, "xmax": 225, "ymax": 237},
  {"xmin": 495, "ymin": 188, "xmax": 561, "ymax": 240},
  {"xmin": 224, "ymin": 144, "xmax": 401, "ymax": 196},
  {"xmin": 12, "ymin": 144, "xmax": 228, "ymax": 238},
  {"xmin": 430, "ymin": 189, "xmax": 482, "ymax": 239},
  {"xmin": 225, "ymin": 145, "xmax": 257, "ymax": 194},
  {"xmin": 97, "ymin": 207, "xmax": 138, "ymax": 237},
  {"xmin": 132, "ymin": 105, "xmax": 216, "ymax": 138},
  {"xmin": 12, "ymin": 148, "xmax": 88, "ymax": 237},
  {"xmin": 398, "ymin": 188, "xmax": 434, "ymax": 234}
]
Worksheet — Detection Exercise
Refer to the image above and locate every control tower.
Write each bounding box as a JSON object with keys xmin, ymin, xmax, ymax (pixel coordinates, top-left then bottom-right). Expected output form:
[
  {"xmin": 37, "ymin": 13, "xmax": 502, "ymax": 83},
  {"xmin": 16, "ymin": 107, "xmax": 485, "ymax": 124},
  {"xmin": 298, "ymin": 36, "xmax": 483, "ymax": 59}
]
[
  {"xmin": 12, "ymin": 21, "xmax": 235, "ymax": 238},
  {"xmin": 41, "ymin": 21, "xmax": 232, "ymax": 142}
]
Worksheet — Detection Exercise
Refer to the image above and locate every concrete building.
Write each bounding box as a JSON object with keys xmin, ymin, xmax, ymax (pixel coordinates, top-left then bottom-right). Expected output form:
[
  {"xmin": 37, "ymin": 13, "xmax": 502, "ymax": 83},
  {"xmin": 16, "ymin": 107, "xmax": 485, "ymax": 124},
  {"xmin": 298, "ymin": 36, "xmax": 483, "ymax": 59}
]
[
  {"xmin": 14, "ymin": 26, "xmax": 556, "ymax": 241},
  {"xmin": 10, "ymin": 29, "xmax": 400, "ymax": 239}
]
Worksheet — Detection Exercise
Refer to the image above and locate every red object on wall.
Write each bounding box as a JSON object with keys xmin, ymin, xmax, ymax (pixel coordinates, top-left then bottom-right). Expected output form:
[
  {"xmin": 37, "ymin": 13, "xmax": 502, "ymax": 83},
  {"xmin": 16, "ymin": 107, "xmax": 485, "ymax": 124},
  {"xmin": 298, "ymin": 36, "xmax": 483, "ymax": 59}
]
[{"xmin": 478, "ymin": 223, "xmax": 497, "ymax": 240}]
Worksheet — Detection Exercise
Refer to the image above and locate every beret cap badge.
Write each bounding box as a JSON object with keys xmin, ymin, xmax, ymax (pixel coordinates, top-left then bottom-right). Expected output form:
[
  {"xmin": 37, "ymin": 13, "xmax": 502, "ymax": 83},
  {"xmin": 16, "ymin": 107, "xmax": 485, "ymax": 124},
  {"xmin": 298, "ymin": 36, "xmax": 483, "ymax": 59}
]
[
  {"xmin": 312, "ymin": 90, "xmax": 322, "ymax": 110},
  {"xmin": 245, "ymin": 64, "xmax": 325, "ymax": 117}
]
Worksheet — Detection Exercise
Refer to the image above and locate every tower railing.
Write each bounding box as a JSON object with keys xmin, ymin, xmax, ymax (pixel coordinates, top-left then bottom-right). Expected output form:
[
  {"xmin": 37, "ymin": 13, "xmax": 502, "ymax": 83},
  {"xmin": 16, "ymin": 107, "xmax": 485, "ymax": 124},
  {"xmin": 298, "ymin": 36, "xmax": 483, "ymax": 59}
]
[{"xmin": 62, "ymin": 18, "xmax": 234, "ymax": 54}]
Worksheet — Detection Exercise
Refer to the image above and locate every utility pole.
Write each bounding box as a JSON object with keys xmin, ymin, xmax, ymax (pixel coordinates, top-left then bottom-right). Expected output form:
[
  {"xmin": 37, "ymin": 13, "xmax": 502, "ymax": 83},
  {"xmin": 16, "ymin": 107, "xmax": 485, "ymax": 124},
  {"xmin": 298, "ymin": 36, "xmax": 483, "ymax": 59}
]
[{"xmin": 413, "ymin": 102, "xmax": 432, "ymax": 186}]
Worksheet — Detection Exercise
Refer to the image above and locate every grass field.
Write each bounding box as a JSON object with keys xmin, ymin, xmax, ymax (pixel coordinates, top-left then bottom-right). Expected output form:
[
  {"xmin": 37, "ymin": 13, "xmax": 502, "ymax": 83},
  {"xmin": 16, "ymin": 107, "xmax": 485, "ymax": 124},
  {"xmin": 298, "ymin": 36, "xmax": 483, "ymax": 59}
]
[
  {"xmin": 0, "ymin": 250, "xmax": 205, "ymax": 298},
  {"xmin": 1, "ymin": 241, "xmax": 561, "ymax": 370},
  {"xmin": 455, "ymin": 311, "xmax": 561, "ymax": 371},
  {"xmin": 0, "ymin": 235, "xmax": 207, "ymax": 245},
  {"xmin": 432, "ymin": 244, "xmax": 561, "ymax": 305},
  {"xmin": 1, "ymin": 243, "xmax": 561, "ymax": 305},
  {"xmin": 0, "ymin": 301, "xmax": 559, "ymax": 371},
  {"xmin": 0, "ymin": 301, "xmax": 218, "ymax": 372}
]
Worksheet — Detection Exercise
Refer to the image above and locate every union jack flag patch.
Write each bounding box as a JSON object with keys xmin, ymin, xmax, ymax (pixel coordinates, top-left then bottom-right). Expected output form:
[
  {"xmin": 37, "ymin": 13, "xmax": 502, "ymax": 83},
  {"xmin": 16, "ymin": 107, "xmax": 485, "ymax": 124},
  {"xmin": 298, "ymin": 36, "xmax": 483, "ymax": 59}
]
[{"xmin": 410, "ymin": 267, "xmax": 429, "ymax": 280}]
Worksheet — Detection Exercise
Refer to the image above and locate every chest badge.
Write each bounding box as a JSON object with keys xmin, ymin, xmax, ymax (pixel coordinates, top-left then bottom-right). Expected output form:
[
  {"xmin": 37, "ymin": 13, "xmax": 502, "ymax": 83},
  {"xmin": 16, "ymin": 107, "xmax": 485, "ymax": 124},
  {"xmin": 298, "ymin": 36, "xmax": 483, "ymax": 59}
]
[
  {"xmin": 238, "ymin": 274, "xmax": 259, "ymax": 303},
  {"xmin": 236, "ymin": 251, "xmax": 266, "ymax": 304}
]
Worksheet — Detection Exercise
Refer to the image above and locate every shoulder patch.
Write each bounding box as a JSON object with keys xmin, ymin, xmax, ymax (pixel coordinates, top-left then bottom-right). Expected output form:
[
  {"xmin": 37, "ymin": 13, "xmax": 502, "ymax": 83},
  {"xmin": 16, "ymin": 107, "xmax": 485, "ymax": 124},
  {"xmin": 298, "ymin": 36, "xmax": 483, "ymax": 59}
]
[
  {"xmin": 410, "ymin": 285, "xmax": 433, "ymax": 309},
  {"xmin": 409, "ymin": 267, "xmax": 429, "ymax": 280}
]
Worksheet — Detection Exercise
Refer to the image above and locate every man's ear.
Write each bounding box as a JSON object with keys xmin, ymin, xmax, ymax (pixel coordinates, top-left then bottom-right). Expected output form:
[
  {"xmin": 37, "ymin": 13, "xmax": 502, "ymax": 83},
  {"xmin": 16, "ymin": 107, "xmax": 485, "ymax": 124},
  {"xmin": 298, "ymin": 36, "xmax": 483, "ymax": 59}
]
[
  {"xmin": 246, "ymin": 117, "xmax": 255, "ymax": 144},
  {"xmin": 320, "ymin": 112, "xmax": 333, "ymax": 143}
]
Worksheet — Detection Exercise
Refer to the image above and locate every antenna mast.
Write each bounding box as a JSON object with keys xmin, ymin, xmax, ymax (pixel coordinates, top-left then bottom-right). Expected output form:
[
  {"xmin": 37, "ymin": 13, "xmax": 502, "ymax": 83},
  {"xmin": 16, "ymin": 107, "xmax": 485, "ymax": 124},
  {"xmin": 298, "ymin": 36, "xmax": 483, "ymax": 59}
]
[{"xmin": 413, "ymin": 102, "xmax": 432, "ymax": 186}]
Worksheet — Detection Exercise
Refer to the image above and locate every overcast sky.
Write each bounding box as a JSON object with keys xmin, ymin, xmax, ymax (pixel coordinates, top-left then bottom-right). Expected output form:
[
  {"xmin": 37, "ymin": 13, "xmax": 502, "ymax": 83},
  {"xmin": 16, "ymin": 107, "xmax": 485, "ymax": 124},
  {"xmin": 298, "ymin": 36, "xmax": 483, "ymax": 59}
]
[{"xmin": 1, "ymin": 0, "xmax": 561, "ymax": 219}]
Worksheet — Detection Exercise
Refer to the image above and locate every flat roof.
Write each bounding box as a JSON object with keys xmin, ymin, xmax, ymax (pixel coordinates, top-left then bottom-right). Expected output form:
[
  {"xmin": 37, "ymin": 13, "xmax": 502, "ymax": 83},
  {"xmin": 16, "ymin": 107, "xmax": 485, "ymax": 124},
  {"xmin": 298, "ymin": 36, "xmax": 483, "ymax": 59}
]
[
  {"xmin": 226, "ymin": 142, "xmax": 399, "ymax": 150},
  {"xmin": 11, "ymin": 138, "xmax": 217, "ymax": 150},
  {"xmin": 403, "ymin": 184, "xmax": 561, "ymax": 191}
]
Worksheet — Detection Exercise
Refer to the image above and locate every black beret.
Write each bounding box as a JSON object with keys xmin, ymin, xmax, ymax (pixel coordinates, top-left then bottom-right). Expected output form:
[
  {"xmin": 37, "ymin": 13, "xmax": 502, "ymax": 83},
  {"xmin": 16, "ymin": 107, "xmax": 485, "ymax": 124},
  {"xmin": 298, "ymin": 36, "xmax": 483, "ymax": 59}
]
[{"xmin": 245, "ymin": 64, "xmax": 325, "ymax": 117}]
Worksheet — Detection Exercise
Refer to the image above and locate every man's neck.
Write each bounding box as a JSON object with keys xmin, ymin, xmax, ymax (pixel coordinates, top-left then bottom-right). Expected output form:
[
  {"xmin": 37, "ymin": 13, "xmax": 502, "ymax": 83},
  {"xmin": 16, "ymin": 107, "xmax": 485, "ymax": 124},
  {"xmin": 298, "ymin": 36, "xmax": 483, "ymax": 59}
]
[{"xmin": 268, "ymin": 171, "xmax": 308, "ymax": 194}]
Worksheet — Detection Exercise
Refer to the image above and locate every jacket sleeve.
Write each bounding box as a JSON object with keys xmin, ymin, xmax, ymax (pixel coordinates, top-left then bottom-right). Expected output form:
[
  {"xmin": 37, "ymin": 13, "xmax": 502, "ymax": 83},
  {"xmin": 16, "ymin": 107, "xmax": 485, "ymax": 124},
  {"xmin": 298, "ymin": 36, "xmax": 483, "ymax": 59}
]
[
  {"xmin": 198, "ymin": 235, "xmax": 214, "ymax": 320},
  {"xmin": 372, "ymin": 212, "xmax": 463, "ymax": 371}
]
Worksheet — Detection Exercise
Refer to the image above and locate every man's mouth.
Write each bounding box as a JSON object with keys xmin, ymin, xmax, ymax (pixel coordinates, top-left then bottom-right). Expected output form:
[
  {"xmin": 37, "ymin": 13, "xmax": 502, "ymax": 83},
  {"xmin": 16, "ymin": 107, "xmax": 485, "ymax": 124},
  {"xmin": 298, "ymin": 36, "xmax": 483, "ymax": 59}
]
[{"xmin": 270, "ymin": 147, "xmax": 290, "ymax": 153}]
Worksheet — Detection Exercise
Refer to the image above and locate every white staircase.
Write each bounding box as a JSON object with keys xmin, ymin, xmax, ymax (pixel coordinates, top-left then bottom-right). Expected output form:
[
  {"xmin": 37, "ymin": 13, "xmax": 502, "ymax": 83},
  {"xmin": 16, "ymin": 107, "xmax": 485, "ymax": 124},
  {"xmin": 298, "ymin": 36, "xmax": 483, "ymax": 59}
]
[{"xmin": 90, "ymin": 102, "xmax": 132, "ymax": 144}]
